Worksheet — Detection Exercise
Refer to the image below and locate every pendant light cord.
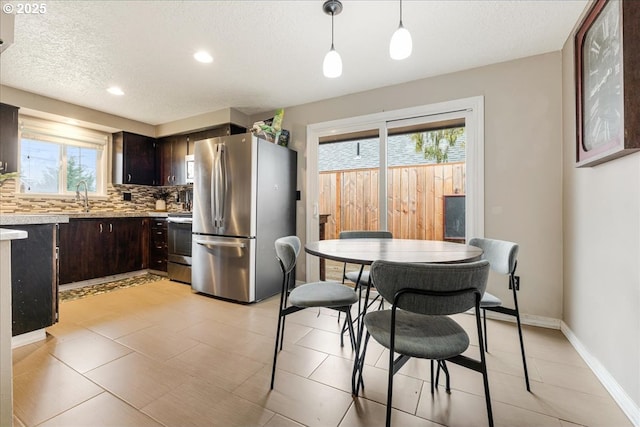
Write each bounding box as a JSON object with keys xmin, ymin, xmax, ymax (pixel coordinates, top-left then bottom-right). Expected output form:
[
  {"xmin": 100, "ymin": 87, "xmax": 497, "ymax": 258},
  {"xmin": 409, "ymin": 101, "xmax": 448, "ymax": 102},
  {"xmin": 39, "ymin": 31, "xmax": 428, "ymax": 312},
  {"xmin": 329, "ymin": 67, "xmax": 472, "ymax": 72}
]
[
  {"xmin": 331, "ymin": 9, "xmax": 335, "ymax": 49},
  {"xmin": 399, "ymin": 0, "xmax": 404, "ymax": 27}
]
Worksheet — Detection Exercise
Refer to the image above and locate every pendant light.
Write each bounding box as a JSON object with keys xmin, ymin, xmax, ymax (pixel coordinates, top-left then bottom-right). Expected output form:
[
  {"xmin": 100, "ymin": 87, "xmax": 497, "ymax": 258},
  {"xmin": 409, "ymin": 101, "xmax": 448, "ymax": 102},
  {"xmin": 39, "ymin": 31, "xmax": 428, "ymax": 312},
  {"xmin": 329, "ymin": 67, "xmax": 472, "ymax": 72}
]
[
  {"xmin": 389, "ymin": 0, "xmax": 412, "ymax": 60},
  {"xmin": 322, "ymin": 0, "xmax": 343, "ymax": 78}
]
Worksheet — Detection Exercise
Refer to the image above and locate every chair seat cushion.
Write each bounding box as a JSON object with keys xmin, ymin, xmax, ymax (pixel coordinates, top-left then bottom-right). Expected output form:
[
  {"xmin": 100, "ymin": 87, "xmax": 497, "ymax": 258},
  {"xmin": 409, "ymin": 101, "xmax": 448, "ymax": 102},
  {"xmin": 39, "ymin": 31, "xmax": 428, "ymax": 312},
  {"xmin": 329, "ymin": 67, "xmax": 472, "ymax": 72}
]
[
  {"xmin": 364, "ymin": 309, "xmax": 469, "ymax": 360},
  {"xmin": 345, "ymin": 270, "xmax": 369, "ymax": 285},
  {"xmin": 480, "ymin": 292, "xmax": 502, "ymax": 308},
  {"xmin": 289, "ymin": 281, "xmax": 358, "ymax": 308}
]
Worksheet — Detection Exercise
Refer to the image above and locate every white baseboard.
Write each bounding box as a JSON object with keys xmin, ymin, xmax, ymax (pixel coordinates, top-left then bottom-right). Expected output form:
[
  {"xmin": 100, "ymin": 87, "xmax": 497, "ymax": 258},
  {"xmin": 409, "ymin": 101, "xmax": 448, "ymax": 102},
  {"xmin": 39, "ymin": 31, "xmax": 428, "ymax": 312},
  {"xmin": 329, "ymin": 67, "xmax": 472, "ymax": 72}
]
[
  {"xmin": 561, "ymin": 321, "xmax": 639, "ymax": 427},
  {"xmin": 12, "ymin": 329, "xmax": 46, "ymax": 348},
  {"xmin": 466, "ymin": 309, "xmax": 561, "ymax": 330},
  {"xmin": 467, "ymin": 311, "xmax": 638, "ymax": 426}
]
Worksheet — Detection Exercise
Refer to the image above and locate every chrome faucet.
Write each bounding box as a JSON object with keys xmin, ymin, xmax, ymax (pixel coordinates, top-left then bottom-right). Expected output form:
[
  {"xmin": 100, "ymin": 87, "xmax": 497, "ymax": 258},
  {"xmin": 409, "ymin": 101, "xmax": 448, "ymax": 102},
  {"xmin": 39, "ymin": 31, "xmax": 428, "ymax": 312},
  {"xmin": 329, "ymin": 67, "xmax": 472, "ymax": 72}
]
[{"xmin": 75, "ymin": 180, "xmax": 90, "ymax": 212}]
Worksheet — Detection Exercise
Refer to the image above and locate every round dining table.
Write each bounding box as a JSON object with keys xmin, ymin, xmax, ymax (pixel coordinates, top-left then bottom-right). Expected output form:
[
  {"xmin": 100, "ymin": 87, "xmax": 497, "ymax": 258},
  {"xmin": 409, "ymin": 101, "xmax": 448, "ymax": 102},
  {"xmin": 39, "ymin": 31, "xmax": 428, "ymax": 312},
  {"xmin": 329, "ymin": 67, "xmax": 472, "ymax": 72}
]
[
  {"xmin": 304, "ymin": 238, "xmax": 483, "ymax": 395},
  {"xmin": 305, "ymin": 238, "xmax": 483, "ymax": 266}
]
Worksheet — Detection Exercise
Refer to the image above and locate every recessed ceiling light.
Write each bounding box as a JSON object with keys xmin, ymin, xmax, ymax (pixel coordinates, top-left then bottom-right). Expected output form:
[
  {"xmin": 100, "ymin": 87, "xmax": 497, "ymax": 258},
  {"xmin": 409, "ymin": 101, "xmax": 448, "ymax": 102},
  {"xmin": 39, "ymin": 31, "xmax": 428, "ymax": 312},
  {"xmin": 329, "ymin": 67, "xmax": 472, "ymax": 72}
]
[
  {"xmin": 194, "ymin": 51, "xmax": 213, "ymax": 63},
  {"xmin": 107, "ymin": 86, "xmax": 124, "ymax": 96}
]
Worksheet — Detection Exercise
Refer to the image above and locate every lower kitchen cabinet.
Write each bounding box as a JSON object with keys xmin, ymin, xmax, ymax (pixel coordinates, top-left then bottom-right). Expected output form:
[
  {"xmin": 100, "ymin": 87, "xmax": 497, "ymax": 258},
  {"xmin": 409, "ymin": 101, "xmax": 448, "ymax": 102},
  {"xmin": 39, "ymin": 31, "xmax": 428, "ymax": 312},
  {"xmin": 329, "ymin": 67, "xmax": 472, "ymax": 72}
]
[
  {"xmin": 148, "ymin": 218, "xmax": 168, "ymax": 271},
  {"xmin": 59, "ymin": 217, "xmax": 147, "ymax": 284},
  {"xmin": 4, "ymin": 224, "xmax": 58, "ymax": 336}
]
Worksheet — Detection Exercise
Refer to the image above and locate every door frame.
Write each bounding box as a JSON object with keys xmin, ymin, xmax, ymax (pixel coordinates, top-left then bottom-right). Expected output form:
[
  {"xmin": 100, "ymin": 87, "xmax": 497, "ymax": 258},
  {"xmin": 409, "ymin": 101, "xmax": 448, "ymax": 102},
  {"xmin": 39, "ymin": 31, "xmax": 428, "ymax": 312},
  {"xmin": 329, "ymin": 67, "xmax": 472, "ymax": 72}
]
[{"xmin": 306, "ymin": 96, "xmax": 485, "ymax": 281}]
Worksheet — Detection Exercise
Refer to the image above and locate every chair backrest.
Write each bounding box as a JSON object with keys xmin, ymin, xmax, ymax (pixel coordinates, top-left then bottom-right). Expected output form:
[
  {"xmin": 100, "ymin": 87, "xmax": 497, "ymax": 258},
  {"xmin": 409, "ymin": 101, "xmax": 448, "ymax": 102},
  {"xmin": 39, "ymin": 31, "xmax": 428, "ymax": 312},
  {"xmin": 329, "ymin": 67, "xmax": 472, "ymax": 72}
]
[
  {"xmin": 370, "ymin": 260, "xmax": 490, "ymax": 315},
  {"xmin": 274, "ymin": 235, "xmax": 301, "ymax": 274},
  {"xmin": 469, "ymin": 237, "xmax": 518, "ymax": 276},
  {"xmin": 339, "ymin": 230, "xmax": 393, "ymax": 240}
]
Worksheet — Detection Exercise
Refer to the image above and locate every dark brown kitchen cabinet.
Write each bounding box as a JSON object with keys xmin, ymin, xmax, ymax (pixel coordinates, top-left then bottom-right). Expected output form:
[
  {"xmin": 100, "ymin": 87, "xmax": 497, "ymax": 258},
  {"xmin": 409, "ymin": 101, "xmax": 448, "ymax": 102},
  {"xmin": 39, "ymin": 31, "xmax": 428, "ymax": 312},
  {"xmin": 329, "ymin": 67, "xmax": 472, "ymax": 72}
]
[
  {"xmin": 59, "ymin": 217, "xmax": 147, "ymax": 284},
  {"xmin": 4, "ymin": 223, "xmax": 58, "ymax": 336},
  {"xmin": 0, "ymin": 103, "xmax": 19, "ymax": 173},
  {"xmin": 112, "ymin": 131, "xmax": 159, "ymax": 185},
  {"xmin": 186, "ymin": 124, "xmax": 246, "ymax": 154},
  {"xmin": 148, "ymin": 218, "xmax": 168, "ymax": 271},
  {"xmin": 110, "ymin": 218, "xmax": 146, "ymax": 274},
  {"xmin": 158, "ymin": 134, "xmax": 188, "ymax": 186},
  {"xmin": 159, "ymin": 124, "xmax": 246, "ymax": 186}
]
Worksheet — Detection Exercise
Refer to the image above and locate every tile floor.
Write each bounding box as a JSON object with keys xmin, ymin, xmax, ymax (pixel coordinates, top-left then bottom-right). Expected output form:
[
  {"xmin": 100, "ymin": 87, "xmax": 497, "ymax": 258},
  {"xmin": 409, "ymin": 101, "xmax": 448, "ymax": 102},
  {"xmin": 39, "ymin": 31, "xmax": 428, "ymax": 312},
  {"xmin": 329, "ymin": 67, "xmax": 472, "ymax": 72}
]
[{"xmin": 12, "ymin": 279, "xmax": 632, "ymax": 427}]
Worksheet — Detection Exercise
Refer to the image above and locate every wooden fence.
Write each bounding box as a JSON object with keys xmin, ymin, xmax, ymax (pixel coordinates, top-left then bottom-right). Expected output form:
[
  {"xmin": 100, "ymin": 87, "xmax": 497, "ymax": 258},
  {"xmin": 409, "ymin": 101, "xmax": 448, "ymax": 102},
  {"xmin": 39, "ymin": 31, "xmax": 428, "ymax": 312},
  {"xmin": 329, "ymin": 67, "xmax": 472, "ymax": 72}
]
[{"xmin": 319, "ymin": 162, "xmax": 465, "ymax": 241}]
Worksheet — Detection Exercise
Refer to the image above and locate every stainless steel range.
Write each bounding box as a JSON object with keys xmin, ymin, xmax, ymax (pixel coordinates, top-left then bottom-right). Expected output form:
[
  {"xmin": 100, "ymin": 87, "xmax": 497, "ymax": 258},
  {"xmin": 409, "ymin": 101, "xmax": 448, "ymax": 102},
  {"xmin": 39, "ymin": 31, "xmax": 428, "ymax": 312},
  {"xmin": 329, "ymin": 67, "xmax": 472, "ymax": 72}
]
[{"xmin": 167, "ymin": 213, "xmax": 192, "ymax": 284}]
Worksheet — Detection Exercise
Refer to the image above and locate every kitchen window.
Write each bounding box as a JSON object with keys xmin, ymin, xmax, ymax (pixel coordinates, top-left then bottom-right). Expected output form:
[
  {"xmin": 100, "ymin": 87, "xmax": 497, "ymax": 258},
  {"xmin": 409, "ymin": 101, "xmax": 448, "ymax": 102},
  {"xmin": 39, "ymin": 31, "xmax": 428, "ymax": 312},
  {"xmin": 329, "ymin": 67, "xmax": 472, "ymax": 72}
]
[{"xmin": 18, "ymin": 116, "xmax": 108, "ymax": 196}]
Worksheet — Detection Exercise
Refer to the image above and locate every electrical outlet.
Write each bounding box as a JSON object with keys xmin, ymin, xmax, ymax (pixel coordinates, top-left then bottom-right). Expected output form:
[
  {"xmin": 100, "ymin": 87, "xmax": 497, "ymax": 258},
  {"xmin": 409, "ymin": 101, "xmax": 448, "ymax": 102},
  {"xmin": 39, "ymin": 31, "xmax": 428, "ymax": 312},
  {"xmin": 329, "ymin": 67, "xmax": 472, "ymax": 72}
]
[{"xmin": 123, "ymin": 192, "xmax": 132, "ymax": 201}]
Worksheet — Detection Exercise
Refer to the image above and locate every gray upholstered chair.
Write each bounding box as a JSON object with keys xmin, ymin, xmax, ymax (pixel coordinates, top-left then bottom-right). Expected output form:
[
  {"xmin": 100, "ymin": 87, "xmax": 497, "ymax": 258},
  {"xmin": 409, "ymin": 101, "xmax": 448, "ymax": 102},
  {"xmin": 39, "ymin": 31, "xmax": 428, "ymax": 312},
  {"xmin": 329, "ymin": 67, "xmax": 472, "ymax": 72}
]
[
  {"xmin": 271, "ymin": 235, "xmax": 358, "ymax": 389},
  {"xmin": 469, "ymin": 237, "xmax": 529, "ymax": 391},
  {"xmin": 361, "ymin": 260, "xmax": 493, "ymax": 427}
]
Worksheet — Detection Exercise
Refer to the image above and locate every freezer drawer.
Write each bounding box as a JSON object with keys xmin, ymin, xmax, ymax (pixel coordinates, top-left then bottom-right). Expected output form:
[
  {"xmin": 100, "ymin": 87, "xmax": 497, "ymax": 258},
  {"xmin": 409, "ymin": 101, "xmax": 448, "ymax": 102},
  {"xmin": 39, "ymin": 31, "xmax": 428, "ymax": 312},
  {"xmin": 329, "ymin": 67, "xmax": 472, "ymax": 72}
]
[{"xmin": 191, "ymin": 235, "xmax": 255, "ymax": 302}]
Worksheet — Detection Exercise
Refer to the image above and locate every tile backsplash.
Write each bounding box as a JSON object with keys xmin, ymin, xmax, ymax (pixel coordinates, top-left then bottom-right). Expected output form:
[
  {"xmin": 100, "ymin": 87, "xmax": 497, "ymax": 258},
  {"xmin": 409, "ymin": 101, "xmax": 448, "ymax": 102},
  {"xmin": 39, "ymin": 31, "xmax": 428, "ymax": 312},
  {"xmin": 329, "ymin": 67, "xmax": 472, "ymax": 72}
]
[{"xmin": 0, "ymin": 179, "xmax": 192, "ymax": 214}]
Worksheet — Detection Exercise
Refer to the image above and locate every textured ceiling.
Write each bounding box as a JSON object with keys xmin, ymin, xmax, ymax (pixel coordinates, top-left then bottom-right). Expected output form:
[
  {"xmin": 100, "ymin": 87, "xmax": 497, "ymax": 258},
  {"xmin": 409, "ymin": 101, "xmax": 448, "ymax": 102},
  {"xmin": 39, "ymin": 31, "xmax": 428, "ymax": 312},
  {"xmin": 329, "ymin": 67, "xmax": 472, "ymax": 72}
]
[{"xmin": 0, "ymin": 0, "xmax": 588, "ymax": 126}]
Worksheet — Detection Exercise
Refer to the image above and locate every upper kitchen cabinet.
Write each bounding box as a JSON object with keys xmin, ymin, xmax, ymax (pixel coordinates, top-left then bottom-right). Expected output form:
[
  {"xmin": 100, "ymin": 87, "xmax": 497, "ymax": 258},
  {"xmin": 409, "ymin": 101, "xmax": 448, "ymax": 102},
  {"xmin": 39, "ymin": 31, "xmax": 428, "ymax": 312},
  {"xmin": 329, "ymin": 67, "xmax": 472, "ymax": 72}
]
[
  {"xmin": 158, "ymin": 134, "xmax": 188, "ymax": 186},
  {"xmin": 158, "ymin": 124, "xmax": 246, "ymax": 186},
  {"xmin": 187, "ymin": 124, "xmax": 246, "ymax": 154},
  {"xmin": 0, "ymin": 103, "xmax": 19, "ymax": 174},
  {"xmin": 112, "ymin": 131, "xmax": 158, "ymax": 185}
]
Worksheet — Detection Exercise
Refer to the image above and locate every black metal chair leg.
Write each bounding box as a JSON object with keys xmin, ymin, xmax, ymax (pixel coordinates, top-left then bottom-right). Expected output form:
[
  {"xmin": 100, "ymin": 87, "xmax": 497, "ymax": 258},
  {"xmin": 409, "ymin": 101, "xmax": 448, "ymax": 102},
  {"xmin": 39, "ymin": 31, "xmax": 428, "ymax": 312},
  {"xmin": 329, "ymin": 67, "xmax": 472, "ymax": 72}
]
[
  {"xmin": 356, "ymin": 332, "xmax": 371, "ymax": 395},
  {"xmin": 515, "ymin": 314, "xmax": 530, "ymax": 391},
  {"xmin": 476, "ymin": 301, "xmax": 494, "ymax": 427},
  {"xmin": 270, "ymin": 314, "xmax": 282, "ymax": 389},
  {"xmin": 483, "ymin": 308, "xmax": 488, "ymax": 351},
  {"xmin": 279, "ymin": 317, "xmax": 286, "ymax": 350},
  {"xmin": 346, "ymin": 310, "xmax": 356, "ymax": 350},
  {"xmin": 511, "ymin": 283, "xmax": 530, "ymax": 391},
  {"xmin": 271, "ymin": 273, "xmax": 290, "ymax": 390},
  {"xmin": 430, "ymin": 360, "xmax": 435, "ymax": 394},
  {"xmin": 439, "ymin": 360, "xmax": 451, "ymax": 393},
  {"xmin": 385, "ymin": 344, "xmax": 394, "ymax": 427}
]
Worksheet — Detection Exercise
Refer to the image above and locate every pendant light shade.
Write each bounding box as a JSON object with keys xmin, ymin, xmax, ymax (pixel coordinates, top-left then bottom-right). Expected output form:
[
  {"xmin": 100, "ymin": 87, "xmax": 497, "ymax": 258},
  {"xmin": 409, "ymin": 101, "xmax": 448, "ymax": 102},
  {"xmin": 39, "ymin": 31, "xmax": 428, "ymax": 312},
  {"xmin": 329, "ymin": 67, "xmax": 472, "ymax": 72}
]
[
  {"xmin": 323, "ymin": 45, "xmax": 342, "ymax": 78},
  {"xmin": 390, "ymin": 0, "xmax": 412, "ymax": 60},
  {"xmin": 323, "ymin": 0, "xmax": 343, "ymax": 78},
  {"xmin": 390, "ymin": 25, "xmax": 412, "ymax": 60}
]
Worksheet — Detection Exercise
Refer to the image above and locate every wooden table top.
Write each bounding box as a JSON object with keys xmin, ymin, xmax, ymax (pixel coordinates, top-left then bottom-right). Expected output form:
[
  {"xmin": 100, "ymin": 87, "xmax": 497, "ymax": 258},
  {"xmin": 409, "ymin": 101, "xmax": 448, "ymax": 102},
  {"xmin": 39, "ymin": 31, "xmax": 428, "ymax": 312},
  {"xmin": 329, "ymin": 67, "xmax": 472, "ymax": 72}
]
[{"xmin": 305, "ymin": 238, "xmax": 483, "ymax": 265}]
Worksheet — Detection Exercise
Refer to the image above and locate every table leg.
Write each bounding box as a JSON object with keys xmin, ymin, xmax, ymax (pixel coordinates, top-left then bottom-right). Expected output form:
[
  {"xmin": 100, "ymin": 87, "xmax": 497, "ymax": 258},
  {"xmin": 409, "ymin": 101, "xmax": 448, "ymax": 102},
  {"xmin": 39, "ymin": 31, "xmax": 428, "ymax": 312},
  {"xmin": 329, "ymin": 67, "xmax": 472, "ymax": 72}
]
[{"xmin": 351, "ymin": 272, "xmax": 372, "ymax": 396}]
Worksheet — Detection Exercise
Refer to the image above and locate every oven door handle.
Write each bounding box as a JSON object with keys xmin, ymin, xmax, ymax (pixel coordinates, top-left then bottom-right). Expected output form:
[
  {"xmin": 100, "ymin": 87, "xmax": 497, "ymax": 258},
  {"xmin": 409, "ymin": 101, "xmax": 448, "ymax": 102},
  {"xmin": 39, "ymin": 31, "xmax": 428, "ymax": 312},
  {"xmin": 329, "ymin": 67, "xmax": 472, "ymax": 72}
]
[
  {"xmin": 194, "ymin": 239, "xmax": 246, "ymax": 249},
  {"xmin": 167, "ymin": 218, "xmax": 193, "ymax": 224}
]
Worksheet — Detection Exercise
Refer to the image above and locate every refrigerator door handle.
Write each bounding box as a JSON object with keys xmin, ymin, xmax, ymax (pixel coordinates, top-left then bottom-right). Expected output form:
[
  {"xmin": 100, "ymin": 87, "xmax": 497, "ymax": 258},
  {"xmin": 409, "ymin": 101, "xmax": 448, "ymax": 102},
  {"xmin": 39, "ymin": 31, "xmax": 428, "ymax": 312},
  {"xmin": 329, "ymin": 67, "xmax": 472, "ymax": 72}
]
[
  {"xmin": 194, "ymin": 239, "xmax": 246, "ymax": 249},
  {"xmin": 211, "ymin": 147, "xmax": 217, "ymax": 228},
  {"xmin": 218, "ymin": 145, "xmax": 227, "ymax": 228}
]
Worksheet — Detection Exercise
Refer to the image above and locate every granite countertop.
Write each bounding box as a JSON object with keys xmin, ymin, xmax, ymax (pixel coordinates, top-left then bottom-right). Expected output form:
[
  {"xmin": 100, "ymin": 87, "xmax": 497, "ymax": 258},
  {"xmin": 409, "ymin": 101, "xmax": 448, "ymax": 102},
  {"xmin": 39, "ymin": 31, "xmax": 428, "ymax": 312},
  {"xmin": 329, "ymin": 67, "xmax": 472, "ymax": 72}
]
[
  {"xmin": 0, "ymin": 211, "xmax": 170, "ymax": 225},
  {"xmin": 0, "ymin": 228, "xmax": 29, "ymax": 241}
]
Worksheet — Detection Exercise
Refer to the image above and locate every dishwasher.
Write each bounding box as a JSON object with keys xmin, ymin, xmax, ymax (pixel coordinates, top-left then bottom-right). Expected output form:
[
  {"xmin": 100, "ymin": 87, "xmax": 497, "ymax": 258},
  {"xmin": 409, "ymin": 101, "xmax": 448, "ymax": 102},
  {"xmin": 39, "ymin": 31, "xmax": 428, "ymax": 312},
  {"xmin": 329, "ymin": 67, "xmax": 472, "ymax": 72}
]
[{"xmin": 167, "ymin": 213, "xmax": 192, "ymax": 284}]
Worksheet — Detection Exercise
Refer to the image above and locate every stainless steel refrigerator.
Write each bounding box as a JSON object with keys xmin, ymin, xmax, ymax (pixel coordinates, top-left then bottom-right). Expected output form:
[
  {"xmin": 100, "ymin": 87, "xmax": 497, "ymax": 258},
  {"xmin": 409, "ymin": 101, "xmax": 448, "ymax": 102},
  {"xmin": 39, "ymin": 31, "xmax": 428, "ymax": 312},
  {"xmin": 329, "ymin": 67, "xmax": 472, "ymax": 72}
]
[{"xmin": 191, "ymin": 133, "xmax": 296, "ymax": 302}]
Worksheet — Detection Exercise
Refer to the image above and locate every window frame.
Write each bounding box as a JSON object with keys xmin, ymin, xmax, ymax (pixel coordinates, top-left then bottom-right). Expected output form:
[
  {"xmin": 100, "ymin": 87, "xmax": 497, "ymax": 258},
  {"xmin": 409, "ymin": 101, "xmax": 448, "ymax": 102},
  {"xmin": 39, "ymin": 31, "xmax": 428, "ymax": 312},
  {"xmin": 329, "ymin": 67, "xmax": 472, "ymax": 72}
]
[
  {"xmin": 17, "ymin": 116, "xmax": 109, "ymax": 198},
  {"xmin": 306, "ymin": 96, "xmax": 485, "ymax": 281}
]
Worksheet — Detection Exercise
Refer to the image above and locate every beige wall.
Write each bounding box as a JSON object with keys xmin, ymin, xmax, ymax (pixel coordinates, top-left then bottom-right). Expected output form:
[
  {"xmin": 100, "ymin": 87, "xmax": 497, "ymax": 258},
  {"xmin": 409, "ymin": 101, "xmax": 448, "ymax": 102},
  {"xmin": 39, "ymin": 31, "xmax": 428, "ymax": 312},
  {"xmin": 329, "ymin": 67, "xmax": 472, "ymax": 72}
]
[
  {"xmin": 275, "ymin": 52, "xmax": 564, "ymax": 321},
  {"xmin": 561, "ymin": 33, "xmax": 640, "ymax": 411},
  {"xmin": 0, "ymin": 85, "xmax": 155, "ymax": 136}
]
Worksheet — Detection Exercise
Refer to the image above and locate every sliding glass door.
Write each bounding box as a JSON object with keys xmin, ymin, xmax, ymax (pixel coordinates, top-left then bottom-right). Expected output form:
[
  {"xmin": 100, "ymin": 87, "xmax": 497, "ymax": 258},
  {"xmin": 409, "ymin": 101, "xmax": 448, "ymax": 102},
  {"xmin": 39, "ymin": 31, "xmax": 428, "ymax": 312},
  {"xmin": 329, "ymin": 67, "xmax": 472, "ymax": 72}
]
[
  {"xmin": 385, "ymin": 114, "xmax": 466, "ymax": 242},
  {"xmin": 307, "ymin": 97, "xmax": 484, "ymax": 281},
  {"xmin": 318, "ymin": 129, "xmax": 381, "ymax": 240}
]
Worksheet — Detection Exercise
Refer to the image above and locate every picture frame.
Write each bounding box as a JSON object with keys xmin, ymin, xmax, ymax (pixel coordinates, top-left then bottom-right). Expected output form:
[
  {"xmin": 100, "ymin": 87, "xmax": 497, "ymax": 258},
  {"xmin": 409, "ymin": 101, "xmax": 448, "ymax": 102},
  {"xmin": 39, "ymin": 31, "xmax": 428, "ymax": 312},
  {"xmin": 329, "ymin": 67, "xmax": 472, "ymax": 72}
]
[{"xmin": 574, "ymin": 0, "xmax": 640, "ymax": 167}]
